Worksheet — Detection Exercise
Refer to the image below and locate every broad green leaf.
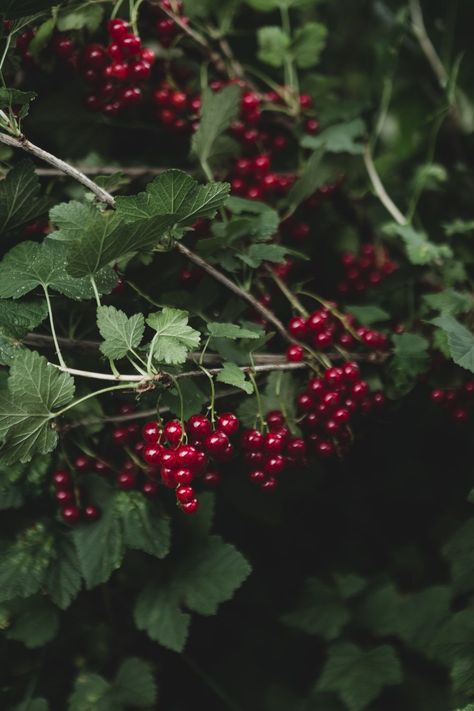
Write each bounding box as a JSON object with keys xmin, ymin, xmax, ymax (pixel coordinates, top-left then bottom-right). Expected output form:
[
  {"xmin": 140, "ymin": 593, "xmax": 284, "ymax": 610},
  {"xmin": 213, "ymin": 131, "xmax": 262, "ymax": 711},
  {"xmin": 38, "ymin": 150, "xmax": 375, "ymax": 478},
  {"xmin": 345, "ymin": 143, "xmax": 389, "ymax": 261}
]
[
  {"xmin": 0, "ymin": 523, "xmax": 54, "ymax": 603},
  {"xmin": 73, "ymin": 477, "xmax": 170, "ymax": 589},
  {"xmin": 0, "ymin": 350, "xmax": 75, "ymax": 464},
  {"xmin": 113, "ymin": 658, "xmax": 157, "ymax": 708},
  {"xmin": 287, "ymin": 147, "xmax": 336, "ymax": 212},
  {"xmin": 317, "ymin": 643, "xmax": 403, "ymax": 711},
  {"xmin": 135, "ymin": 535, "xmax": 251, "ymax": 652},
  {"xmin": 257, "ymin": 26, "xmax": 290, "ymax": 67},
  {"xmin": 216, "ymin": 362, "xmax": 254, "ymax": 394},
  {"xmin": 0, "ymin": 299, "xmax": 48, "ymax": 365},
  {"xmin": 423, "ymin": 289, "xmax": 473, "ymax": 315},
  {"xmin": 116, "ymin": 170, "xmax": 229, "ymax": 226},
  {"xmin": 45, "ymin": 534, "xmax": 82, "ymax": 610},
  {"xmin": 443, "ymin": 518, "xmax": 474, "ymax": 594},
  {"xmin": 0, "ymin": 241, "xmax": 116, "ymax": 300},
  {"xmin": 97, "ymin": 306, "xmax": 145, "ymax": 360},
  {"xmin": 29, "ymin": 17, "xmax": 55, "ymax": 59},
  {"xmin": 301, "ymin": 119, "xmax": 365, "ymax": 154},
  {"xmin": 0, "ymin": 470, "xmax": 23, "ymax": 509},
  {"xmin": 451, "ymin": 657, "xmax": 474, "ymax": 697},
  {"xmin": 0, "ymin": 161, "xmax": 49, "ymax": 234},
  {"xmin": 226, "ymin": 196, "xmax": 279, "ymax": 239},
  {"xmin": 191, "ymin": 86, "xmax": 241, "ymax": 168},
  {"xmin": 345, "ymin": 305, "xmax": 390, "ymax": 325},
  {"xmin": 208, "ymin": 322, "xmax": 263, "ymax": 340},
  {"xmin": 68, "ymin": 673, "xmax": 113, "ymax": 711},
  {"xmin": 57, "ymin": 4, "xmax": 104, "ymax": 32},
  {"xmin": 147, "ymin": 307, "xmax": 200, "ymax": 365},
  {"xmin": 240, "ymin": 243, "xmax": 289, "ymax": 267},
  {"xmin": 0, "ymin": 88, "xmax": 37, "ymax": 120},
  {"xmin": 431, "ymin": 314, "xmax": 474, "ymax": 373},
  {"xmin": 292, "ymin": 22, "xmax": 327, "ymax": 68},
  {"xmin": 282, "ymin": 578, "xmax": 350, "ymax": 640},
  {"xmin": 388, "ymin": 333, "xmax": 430, "ymax": 396},
  {"xmin": 383, "ymin": 223, "xmax": 453, "ymax": 265},
  {"xmin": 6, "ymin": 597, "xmax": 59, "ymax": 648}
]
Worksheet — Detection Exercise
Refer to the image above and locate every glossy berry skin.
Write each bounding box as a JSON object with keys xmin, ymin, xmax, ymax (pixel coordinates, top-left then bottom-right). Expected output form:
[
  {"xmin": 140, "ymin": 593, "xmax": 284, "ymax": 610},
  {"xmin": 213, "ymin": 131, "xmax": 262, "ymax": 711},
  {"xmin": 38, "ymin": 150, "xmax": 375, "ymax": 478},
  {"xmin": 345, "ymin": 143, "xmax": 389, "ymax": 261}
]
[
  {"xmin": 112, "ymin": 427, "xmax": 129, "ymax": 445},
  {"xmin": 161, "ymin": 450, "xmax": 178, "ymax": 470},
  {"xmin": 264, "ymin": 433, "xmax": 286, "ymax": 454},
  {"xmin": 52, "ymin": 470, "xmax": 72, "ymax": 488},
  {"xmin": 261, "ymin": 476, "xmax": 277, "ymax": 492},
  {"xmin": 288, "ymin": 317, "xmax": 307, "ymax": 339},
  {"xmin": 117, "ymin": 471, "xmax": 136, "ymax": 490},
  {"xmin": 56, "ymin": 489, "xmax": 74, "ymax": 505},
  {"xmin": 286, "ymin": 344, "xmax": 305, "ymax": 363},
  {"xmin": 176, "ymin": 445, "xmax": 200, "ymax": 470},
  {"xmin": 174, "ymin": 468, "xmax": 194, "ymax": 486},
  {"xmin": 83, "ymin": 505, "xmax": 100, "ymax": 521},
  {"xmin": 266, "ymin": 411, "xmax": 285, "ymax": 431},
  {"xmin": 143, "ymin": 481, "xmax": 158, "ymax": 498},
  {"xmin": 203, "ymin": 471, "xmax": 221, "ymax": 487},
  {"xmin": 181, "ymin": 498, "xmax": 200, "ymax": 515},
  {"xmin": 248, "ymin": 469, "xmax": 266, "ymax": 484},
  {"xmin": 245, "ymin": 451, "xmax": 265, "ymax": 467},
  {"xmin": 74, "ymin": 455, "xmax": 91, "ymax": 472},
  {"xmin": 108, "ymin": 18, "xmax": 129, "ymax": 40},
  {"xmin": 430, "ymin": 389, "xmax": 444, "ymax": 404},
  {"xmin": 61, "ymin": 506, "xmax": 81, "ymax": 524},
  {"xmin": 241, "ymin": 429, "xmax": 264, "ymax": 451},
  {"xmin": 176, "ymin": 485, "xmax": 195, "ymax": 504},
  {"xmin": 142, "ymin": 421, "xmax": 162, "ymax": 443},
  {"xmin": 264, "ymin": 455, "xmax": 286, "ymax": 476},
  {"xmin": 143, "ymin": 444, "xmax": 163, "ymax": 466},
  {"xmin": 217, "ymin": 412, "xmax": 240, "ymax": 436},
  {"xmin": 205, "ymin": 431, "xmax": 230, "ymax": 457},
  {"xmin": 186, "ymin": 414, "xmax": 212, "ymax": 441},
  {"xmin": 164, "ymin": 420, "xmax": 183, "ymax": 445},
  {"xmin": 286, "ymin": 438, "xmax": 306, "ymax": 459}
]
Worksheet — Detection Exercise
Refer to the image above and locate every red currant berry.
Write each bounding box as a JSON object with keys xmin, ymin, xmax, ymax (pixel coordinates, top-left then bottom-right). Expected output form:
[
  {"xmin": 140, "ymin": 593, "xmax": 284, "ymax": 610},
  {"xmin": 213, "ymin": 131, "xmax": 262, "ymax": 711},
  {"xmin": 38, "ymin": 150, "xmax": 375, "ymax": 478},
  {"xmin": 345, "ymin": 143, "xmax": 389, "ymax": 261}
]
[
  {"xmin": 83, "ymin": 505, "xmax": 100, "ymax": 521},
  {"xmin": 430, "ymin": 389, "xmax": 444, "ymax": 404},
  {"xmin": 74, "ymin": 456, "xmax": 90, "ymax": 472},
  {"xmin": 249, "ymin": 469, "xmax": 266, "ymax": 484},
  {"xmin": 266, "ymin": 411, "xmax": 285, "ymax": 430},
  {"xmin": 112, "ymin": 427, "xmax": 129, "ymax": 445},
  {"xmin": 217, "ymin": 412, "xmax": 240, "ymax": 436},
  {"xmin": 286, "ymin": 344, "xmax": 305, "ymax": 363},
  {"xmin": 186, "ymin": 414, "xmax": 212, "ymax": 442},
  {"xmin": 164, "ymin": 420, "xmax": 183, "ymax": 445},
  {"xmin": 119, "ymin": 33, "xmax": 142, "ymax": 56},
  {"xmin": 56, "ymin": 489, "xmax": 74, "ymax": 505},
  {"xmin": 53, "ymin": 36, "xmax": 75, "ymax": 59},
  {"xmin": 176, "ymin": 444, "xmax": 200, "ymax": 470},
  {"xmin": 176, "ymin": 485, "xmax": 195, "ymax": 504},
  {"xmin": 288, "ymin": 316, "xmax": 307, "ymax": 339},
  {"xmin": 62, "ymin": 506, "xmax": 81, "ymax": 524},
  {"xmin": 241, "ymin": 429, "xmax": 264, "ymax": 451},
  {"xmin": 299, "ymin": 94, "xmax": 312, "ymax": 109},
  {"xmin": 263, "ymin": 433, "xmax": 286, "ymax": 455},
  {"xmin": 142, "ymin": 421, "xmax": 162, "ymax": 443},
  {"xmin": 245, "ymin": 451, "xmax": 265, "ymax": 467},
  {"xmin": 316, "ymin": 440, "xmax": 335, "ymax": 458},
  {"xmin": 264, "ymin": 455, "xmax": 286, "ymax": 475},
  {"xmin": 203, "ymin": 471, "xmax": 221, "ymax": 486},
  {"xmin": 261, "ymin": 476, "xmax": 277, "ymax": 492},
  {"xmin": 52, "ymin": 470, "xmax": 72, "ymax": 488},
  {"xmin": 108, "ymin": 18, "xmax": 129, "ymax": 40},
  {"xmin": 143, "ymin": 481, "xmax": 158, "ymax": 497},
  {"xmin": 117, "ymin": 471, "xmax": 136, "ymax": 490},
  {"xmin": 130, "ymin": 60, "xmax": 151, "ymax": 81},
  {"xmin": 82, "ymin": 43, "xmax": 107, "ymax": 69},
  {"xmin": 174, "ymin": 468, "xmax": 194, "ymax": 486},
  {"xmin": 143, "ymin": 444, "xmax": 163, "ymax": 466},
  {"xmin": 181, "ymin": 498, "xmax": 200, "ymax": 514}
]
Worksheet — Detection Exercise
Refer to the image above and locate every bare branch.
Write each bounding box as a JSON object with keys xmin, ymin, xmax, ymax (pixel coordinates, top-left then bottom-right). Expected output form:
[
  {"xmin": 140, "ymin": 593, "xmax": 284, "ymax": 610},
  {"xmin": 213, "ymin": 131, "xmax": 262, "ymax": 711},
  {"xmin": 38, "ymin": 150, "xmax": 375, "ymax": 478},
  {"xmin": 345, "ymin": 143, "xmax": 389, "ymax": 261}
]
[{"xmin": 363, "ymin": 143, "xmax": 407, "ymax": 226}]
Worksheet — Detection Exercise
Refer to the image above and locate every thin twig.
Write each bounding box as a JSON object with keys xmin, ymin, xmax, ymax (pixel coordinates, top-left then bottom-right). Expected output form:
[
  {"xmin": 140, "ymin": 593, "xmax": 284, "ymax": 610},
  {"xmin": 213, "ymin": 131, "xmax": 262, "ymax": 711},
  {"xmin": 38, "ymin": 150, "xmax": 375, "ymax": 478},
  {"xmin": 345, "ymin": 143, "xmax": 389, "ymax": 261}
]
[
  {"xmin": 34, "ymin": 166, "xmax": 168, "ymax": 177},
  {"xmin": 0, "ymin": 133, "xmax": 115, "ymax": 206},
  {"xmin": 176, "ymin": 242, "xmax": 292, "ymax": 342},
  {"xmin": 363, "ymin": 143, "xmax": 407, "ymax": 226},
  {"xmin": 52, "ymin": 361, "xmax": 308, "ymax": 383}
]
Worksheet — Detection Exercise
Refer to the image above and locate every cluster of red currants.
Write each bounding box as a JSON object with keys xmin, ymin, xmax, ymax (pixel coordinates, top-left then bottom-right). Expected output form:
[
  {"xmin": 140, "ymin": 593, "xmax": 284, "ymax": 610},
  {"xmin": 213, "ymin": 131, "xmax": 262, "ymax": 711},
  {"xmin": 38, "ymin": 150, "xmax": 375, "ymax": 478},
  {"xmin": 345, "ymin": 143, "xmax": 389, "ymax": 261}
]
[
  {"xmin": 151, "ymin": 82, "xmax": 201, "ymax": 133},
  {"xmin": 50, "ymin": 469, "xmax": 100, "ymax": 524},
  {"xmin": 430, "ymin": 381, "xmax": 474, "ymax": 423},
  {"xmin": 154, "ymin": 0, "xmax": 189, "ymax": 47},
  {"xmin": 337, "ymin": 244, "xmax": 397, "ymax": 296},
  {"xmin": 242, "ymin": 414, "xmax": 307, "ymax": 491},
  {"xmin": 286, "ymin": 305, "xmax": 389, "ymax": 361},
  {"xmin": 141, "ymin": 413, "xmax": 241, "ymax": 514},
  {"xmin": 297, "ymin": 362, "xmax": 385, "ymax": 459}
]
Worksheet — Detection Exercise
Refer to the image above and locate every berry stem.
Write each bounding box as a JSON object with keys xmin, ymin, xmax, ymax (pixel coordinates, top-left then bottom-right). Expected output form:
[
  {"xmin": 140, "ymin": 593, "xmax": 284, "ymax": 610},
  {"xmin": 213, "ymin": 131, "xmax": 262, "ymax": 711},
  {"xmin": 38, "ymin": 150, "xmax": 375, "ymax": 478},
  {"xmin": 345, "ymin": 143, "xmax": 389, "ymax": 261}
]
[
  {"xmin": 266, "ymin": 266, "xmax": 308, "ymax": 317},
  {"xmin": 90, "ymin": 276, "xmax": 101, "ymax": 308},
  {"xmin": 53, "ymin": 382, "xmax": 138, "ymax": 419},
  {"xmin": 363, "ymin": 143, "xmax": 407, "ymax": 226},
  {"xmin": 44, "ymin": 286, "xmax": 66, "ymax": 370}
]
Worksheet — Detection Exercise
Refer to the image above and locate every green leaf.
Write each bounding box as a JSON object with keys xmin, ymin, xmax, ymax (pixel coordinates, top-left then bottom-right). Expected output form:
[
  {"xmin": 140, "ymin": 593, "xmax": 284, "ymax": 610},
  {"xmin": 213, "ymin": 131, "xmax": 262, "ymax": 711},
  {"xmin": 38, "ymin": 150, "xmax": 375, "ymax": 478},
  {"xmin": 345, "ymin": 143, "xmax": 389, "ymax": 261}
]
[
  {"xmin": 216, "ymin": 362, "xmax": 254, "ymax": 394},
  {"xmin": 345, "ymin": 305, "xmax": 390, "ymax": 325},
  {"xmin": 292, "ymin": 22, "xmax": 327, "ymax": 68},
  {"xmin": 135, "ymin": 504, "xmax": 251, "ymax": 652},
  {"xmin": 287, "ymin": 147, "xmax": 336, "ymax": 212},
  {"xmin": 0, "ymin": 349, "xmax": 75, "ymax": 464},
  {"xmin": 0, "ymin": 522, "xmax": 54, "ymax": 603},
  {"xmin": 423, "ymin": 289, "xmax": 473, "ymax": 315},
  {"xmin": 208, "ymin": 322, "xmax": 263, "ymax": 340},
  {"xmin": 262, "ymin": 371, "xmax": 298, "ymax": 430},
  {"xmin": 0, "ymin": 161, "xmax": 49, "ymax": 234},
  {"xmin": 301, "ymin": 119, "xmax": 365, "ymax": 154},
  {"xmin": 11, "ymin": 699, "xmax": 49, "ymax": 711},
  {"xmin": 113, "ymin": 658, "xmax": 157, "ymax": 708},
  {"xmin": 0, "ymin": 88, "xmax": 37, "ymax": 119},
  {"xmin": 241, "ymin": 243, "xmax": 289, "ymax": 267},
  {"xmin": 334, "ymin": 573, "xmax": 367, "ymax": 599},
  {"xmin": 383, "ymin": 223, "xmax": 453, "ymax": 265},
  {"xmin": 226, "ymin": 196, "xmax": 280, "ymax": 239},
  {"xmin": 29, "ymin": 17, "xmax": 55, "ymax": 59},
  {"xmin": 452, "ymin": 657, "xmax": 474, "ymax": 697},
  {"xmin": 6, "ymin": 597, "xmax": 59, "ymax": 648},
  {"xmin": 0, "ymin": 470, "xmax": 23, "ymax": 509},
  {"xmin": 317, "ymin": 643, "xmax": 403, "ymax": 711},
  {"xmin": 73, "ymin": 477, "xmax": 170, "ymax": 589},
  {"xmin": 116, "ymin": 170, "xmax": 229, "ymax": 226},
  {"xmin": 68, "ymin": 673, "xmax": 113, "ymax": 711},
  {"xmin": 431, "ymin": 314, "xmax": 474, "ymax": 373},
  {"xmin": 45, "ymin": 534, "xmax": 82, "ymax": 610},
  {"xmin": 388, "ymin": 333, "xmax": 430, "ymax": 396},
  {"xmin": 444, "ymin": 219, "xmax": 474, "ymax": 237},
  {"xmin": 147, "ymin": 307, "xmax": 200, "ymax": 365},
  {"xmin": 257, "ymin": 26, "xmax": 290, "ymax": 67},
  {"xmin": 57, "ymin": 4, "xmax": 104, "ymax": 32},
  {"xmin": 97, "ymin": 306, "xmax": 145, "ymax": 360},
  {"xmin": 0, "ymin": 299, "xmax": 48, "ymax": 365},
  {"xmin": 282, "ymin": 578, "xmax": 350, "ymax": 640},
  {"xmin": 0, "ymin": 241, "xmax": 116, "ymax": 300},
  {"xmin": 443, "ymin": 518, "xmax": 474, "ymax": 594},
  {"xmin": 191, "ymin": 86, "xmax": 241, "ymax": 169}
]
